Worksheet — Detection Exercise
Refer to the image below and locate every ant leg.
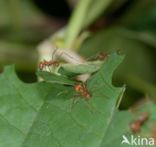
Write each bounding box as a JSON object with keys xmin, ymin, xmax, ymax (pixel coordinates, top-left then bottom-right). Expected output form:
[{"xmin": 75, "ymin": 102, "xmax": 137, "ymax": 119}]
[
  {"xmin": 69, "ymin": 94, "xmax": 80, "ymax": 111},
  {"xmin": 83, "ymin": 100, "xmax": 96, "ymax": 114},
  {"xmin": 54, "ymin": 50, "xmax": 84, "ymax": 64},
  {"xmin": 47, "ymin": 65, "xmax": 52, "ymax": 72},
  {"xmin": 62, "ymin": 52, "xmax": 83, "ymax": 64},
  {"xmin": 56, "ymin": 90, "xmax": 69, "ymax": 97}
]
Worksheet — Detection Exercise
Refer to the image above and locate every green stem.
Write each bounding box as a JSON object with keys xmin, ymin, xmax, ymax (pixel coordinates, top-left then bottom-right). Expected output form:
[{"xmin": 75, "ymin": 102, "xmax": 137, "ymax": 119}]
[{"xmin": 64, "ymin": 0, "xmax": 92, "ymax": 49}]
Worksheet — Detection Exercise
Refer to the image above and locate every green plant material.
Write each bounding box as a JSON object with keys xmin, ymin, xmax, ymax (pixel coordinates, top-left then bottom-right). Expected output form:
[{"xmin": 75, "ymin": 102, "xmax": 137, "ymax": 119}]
[
  {"xmin": 64, "ymin": 0, "xmax": 92, "ymax": 48},
  {"xmin": 0, "ymin": 65, "xmax": 54, "ymax": 147},
  {"xmin": 100, "ymin": 111, "xmax": 133, "ymax": 147},
  {"xmin": 79, "ymin": 26, "xmax": 156, "ymax": 85},
  {"xmin": 103, "ymin": 100, "xmax": 156, "ymax": 146},
  {"xmin": 0, "ymin": 53, "xmax": 130, "ymax": 147},
  {"xmin": 23, "ymin": 53, "xmax": 127, "ymax": 147},
  {"xmin": 60, "ymin": 61, "xmax": 102, "ymax": 75},
  {"xmin": 0, "ymin": 53, "xmax": 156, "ymax": 146},
  {"xmin": 37, "ymin": 70, "xmax": 75, "ymax": 85},
  {"xmin": 65, "ymin": 0, "xmax": 113, "ymax": 49},
  {"xmin": 79, "ymin": 26, "xmax": 156, "ymax": 108},
  {"xmin": 130, "ymin": 100, "xmax": 156, "ymax": 138},
  {"xmin": 37, "ymin": 60, "xmax": 103, "ymax": 79}
]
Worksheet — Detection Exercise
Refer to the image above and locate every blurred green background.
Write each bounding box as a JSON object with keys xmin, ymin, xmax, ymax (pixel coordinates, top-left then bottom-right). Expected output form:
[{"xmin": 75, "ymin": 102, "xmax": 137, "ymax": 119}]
[{"xmin": 0, "ymin": 0, "xmax": 156, "ymax": 108}]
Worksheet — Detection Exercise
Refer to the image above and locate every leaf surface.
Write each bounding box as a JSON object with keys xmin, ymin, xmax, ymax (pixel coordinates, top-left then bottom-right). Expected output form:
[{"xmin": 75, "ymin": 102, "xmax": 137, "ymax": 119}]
[{"xmin": 1, "ymin": 54, "xmax": 154, "ymax": 147}]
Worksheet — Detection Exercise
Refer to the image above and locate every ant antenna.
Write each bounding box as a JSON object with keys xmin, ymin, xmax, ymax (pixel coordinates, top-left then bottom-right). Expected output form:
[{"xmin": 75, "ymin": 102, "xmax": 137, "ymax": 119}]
[
  {"xmin": 51, "ymin": 47, "xmax": 85, "ymax": 64},
  {"xmin": 59, "ymin": 50, "xmax": 85, "ymax": 64},
  {"xmin": 51, "ymin": 47, "xmax": 58, "ymax": 61}
]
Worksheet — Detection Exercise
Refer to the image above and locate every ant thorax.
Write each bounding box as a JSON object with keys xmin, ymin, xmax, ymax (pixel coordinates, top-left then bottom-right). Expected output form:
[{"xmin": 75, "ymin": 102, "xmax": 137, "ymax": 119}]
[{"xmin": 74, "ymin": 83, "xmax": 91, "ymax": 100}]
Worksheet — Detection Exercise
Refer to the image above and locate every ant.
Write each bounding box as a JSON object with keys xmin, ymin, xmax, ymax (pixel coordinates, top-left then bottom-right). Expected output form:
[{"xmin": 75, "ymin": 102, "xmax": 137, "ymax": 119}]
[
  {"xmin": 38, "ymin": 49, "xmax": 60, "ymax": 71},
  {"xmin": 38, "ymin": 48, "xmax": 84, "ymax": 71},
  {"xmin": 70, "ymin": 82, "xmax": 94, "ymax": 112},
  {"xmin": 152, "ymin": 126, "xmax": 156, "ymax": 143},
  {"xmin": 74, "ymin": 82, "xmax": 91, "ymax": 101},
  {"xmin": 38, "ymin": 60, "xmax": 59, "ymax": 70},
  {"xmin": 96, "ymin": 52, "xmax": 108, "ymax": 60},
  {"xmin": 88, "ymin": 52, "xmax": 109, "ymax": 61},
  {"xmin": 130, "ymin": 112, "xmax": 149, "ymax": 134}
]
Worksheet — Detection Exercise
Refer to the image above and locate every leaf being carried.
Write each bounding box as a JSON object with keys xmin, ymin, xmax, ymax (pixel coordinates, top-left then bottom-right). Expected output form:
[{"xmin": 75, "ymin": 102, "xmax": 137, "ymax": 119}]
[
  {"xmin": 59, "ymin": 60, "xmax": 102, "ymax": 76},
  {"xmin": 37, "ymin": 70, "xmax": 75, "ymax": 85}
]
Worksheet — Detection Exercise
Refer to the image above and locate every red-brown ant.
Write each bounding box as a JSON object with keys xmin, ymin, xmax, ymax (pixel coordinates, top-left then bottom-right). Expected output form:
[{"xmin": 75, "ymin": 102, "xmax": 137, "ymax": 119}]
[
  {"xmin": 152, "ymin": 126, "xmax": 156, "ymax": 143},
  {"xmin": 130, "ymin": 112, "xmax": 149, "ymax": 134},
  {"xmin": 38, "ymin": 48, "xmax": 60, "ymax": 71},
  {"xmin": 74, "ymin": 83, "xmax": 91, "ymax": 100},
  {"xmin": 38, "ymin": 60, "xmax": 59, "ymax": 70},
  {"xmin": 96, "ymin": 52, "xmax": 108, "ymax": 60}
]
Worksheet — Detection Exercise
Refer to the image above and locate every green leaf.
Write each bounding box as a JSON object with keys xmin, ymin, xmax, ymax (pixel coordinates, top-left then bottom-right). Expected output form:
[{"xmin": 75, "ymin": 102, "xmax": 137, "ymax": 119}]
[
  {"xmin": 37, "ymin": 70, "xmax": 75, "ymax": 85},
  {"xmin": 3, "ymin": 54, "xmax": 155, "ymax": 147},
  {"xmin": 22, "ymin": 53, "xmax": 126, "ymax": 147},
  {"xmin": 101, "ymin": 99, "xmax": 156, "ymax": 146},
  {"xmin": 59, "ymin": 61, "xmax": 103, "ymax": 75},
  {"xmin": 0, "ymin": 65, "xmax": 54, "ymax": 147},
  {"xmin": 101, "ymin": 111, "xmax": 133, "ymax": 147}
]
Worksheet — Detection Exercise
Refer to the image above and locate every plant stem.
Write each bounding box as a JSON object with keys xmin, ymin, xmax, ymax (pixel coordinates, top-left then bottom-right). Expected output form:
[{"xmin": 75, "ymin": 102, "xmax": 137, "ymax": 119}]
[{"xmin": 64, "ymin": 0, "xmax": 92, "ymax": 49}]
